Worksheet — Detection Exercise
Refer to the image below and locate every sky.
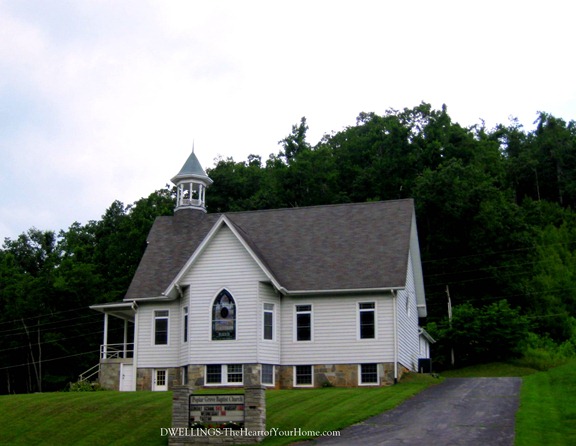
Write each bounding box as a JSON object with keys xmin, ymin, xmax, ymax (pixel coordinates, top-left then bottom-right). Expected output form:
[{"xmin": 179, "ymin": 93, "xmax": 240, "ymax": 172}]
[{"xmin": 1, "ymin": 0, "xmax": 575, "ymax": 242}]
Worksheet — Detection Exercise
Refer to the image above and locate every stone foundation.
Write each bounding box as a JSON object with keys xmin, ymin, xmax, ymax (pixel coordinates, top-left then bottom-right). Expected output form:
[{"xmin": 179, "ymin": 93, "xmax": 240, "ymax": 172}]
[
  {"xmin": 132, "ymin": 362, "xmax": 406, "ymax": 391},
  {"xmin": 136, "ymin": 367, "xmax": 181, "ymax": 390},
  {"xmin": 277, "ymin": 362, "xmax": 400, "ymax": 388},
  {"xmin": 99, "ymin": 359, "xmax": 133, "ymax": 390}
]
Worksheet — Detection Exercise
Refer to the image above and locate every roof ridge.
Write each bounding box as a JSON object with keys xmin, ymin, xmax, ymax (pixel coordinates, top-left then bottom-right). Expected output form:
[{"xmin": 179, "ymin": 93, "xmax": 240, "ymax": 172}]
[{"xmin": 223, "ymin": 198, "xmax": 414, "ymax": 216}]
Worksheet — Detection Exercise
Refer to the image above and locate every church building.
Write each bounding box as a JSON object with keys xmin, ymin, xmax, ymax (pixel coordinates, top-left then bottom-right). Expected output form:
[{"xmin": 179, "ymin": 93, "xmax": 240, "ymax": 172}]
[{"xmin": 90, "ymin": 150, "xmax": 432, "ymax": 391}]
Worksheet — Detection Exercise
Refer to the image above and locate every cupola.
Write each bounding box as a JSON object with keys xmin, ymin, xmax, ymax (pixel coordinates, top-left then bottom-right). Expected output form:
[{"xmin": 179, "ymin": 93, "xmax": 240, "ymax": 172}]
[{"xmin": 171, "ymin": 149, "xmax": 213, "ymax": 213}]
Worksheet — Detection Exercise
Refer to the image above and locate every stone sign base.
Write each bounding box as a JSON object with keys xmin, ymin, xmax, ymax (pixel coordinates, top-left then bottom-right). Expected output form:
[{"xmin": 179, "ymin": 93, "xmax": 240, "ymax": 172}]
[{"xmin": 169, "ymin": 385, "xmax": 266, "ymax": 445}]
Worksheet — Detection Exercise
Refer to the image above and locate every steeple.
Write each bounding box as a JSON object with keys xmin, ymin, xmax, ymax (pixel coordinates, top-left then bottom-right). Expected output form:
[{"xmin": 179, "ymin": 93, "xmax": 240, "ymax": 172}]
[{"xmin": 171, "ymin": 148, "xmax": 213, "ymax": 213}]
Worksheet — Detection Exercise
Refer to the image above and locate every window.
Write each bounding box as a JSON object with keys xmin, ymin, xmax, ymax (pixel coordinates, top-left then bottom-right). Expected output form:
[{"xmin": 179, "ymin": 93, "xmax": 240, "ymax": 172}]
[
  {"xmin": 261, "ymin": 364, "xmax": 274, "ymax": 386},
  {"xmin": 183, "ymin": 306, "xmax": 188, "ymax": 343},
  {"xmin": 227, "ymin": 364, "xmax": 243, "ymax": 383},
  {"xmin": 154, "ymin": 310, "xmax": 169, "ymax": 345},
  {"xmin": 263, "ymin": 303, "xmax": 274, "ymax": 340},
  {"xmin": 205, "ymin": 365, "xmax": 244, "ymax": 385},
  {"xmin": 212, "ymin": 290, "xmax": 236, "ymax": 340},
  {"xmin": 360, "ymin": 364, "xmax": 378, "ymax": 385},
  {"xmin": 206, "ymin": 365, "xmax": 222, "ymax": 384},
  {"xmin": 295, "ymin": 305, "xmax": 312, "ymax": 341},
  {"xmin": 294, "ymin": 365, "xmax": 313, "ymax": 386},
  {"xmin": 359, "ymin": 302, "xmax": 375, "ymax": 339},
  {"xmin": 182, "ymin": 366, "xmax": 188, "ymax": 385}
]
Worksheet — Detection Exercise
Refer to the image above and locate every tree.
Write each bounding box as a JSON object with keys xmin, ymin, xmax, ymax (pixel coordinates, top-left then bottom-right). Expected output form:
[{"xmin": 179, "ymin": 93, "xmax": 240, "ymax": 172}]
[{"xmin": 427, "ymin": 300, "xmax": 531, "ymax": 368}]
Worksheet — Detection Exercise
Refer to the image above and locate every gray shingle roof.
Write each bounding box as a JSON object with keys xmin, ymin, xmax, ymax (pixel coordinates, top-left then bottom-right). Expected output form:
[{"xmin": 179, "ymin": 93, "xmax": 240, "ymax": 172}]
[
  {"xmin": 170, "ymin": 150, "xmax": 213, "ymax": 184},
  {"xmin": 124, "ymin": 199, "xmax": 416, "ymax": 299}
]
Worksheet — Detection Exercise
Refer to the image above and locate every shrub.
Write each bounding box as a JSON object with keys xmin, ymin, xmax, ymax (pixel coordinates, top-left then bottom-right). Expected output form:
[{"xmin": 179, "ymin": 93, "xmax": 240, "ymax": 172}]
[
  {"xmin": 514, "ymin": 332, "xmax": 576, "ymax": 370},
  {"xmin": 67, "ymin": 380, "xmax": 102, "ymax": 392}
]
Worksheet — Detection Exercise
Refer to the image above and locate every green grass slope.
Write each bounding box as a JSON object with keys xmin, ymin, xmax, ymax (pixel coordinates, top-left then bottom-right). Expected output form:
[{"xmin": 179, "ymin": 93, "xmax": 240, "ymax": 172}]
[
  {"xmin": 515, "ymin": 359, "xmax": 576, "ymax": 446},
  {"xmin": 0, "ymin": 374, "xmax": 439, "ymax": 446},
  {"xmin": 0, "ymin": 391, "xmax": 172, "ymax": 446}
]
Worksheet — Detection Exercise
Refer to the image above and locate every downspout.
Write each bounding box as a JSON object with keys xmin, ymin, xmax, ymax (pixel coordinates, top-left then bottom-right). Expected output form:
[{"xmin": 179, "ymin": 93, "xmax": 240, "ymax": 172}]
[{"xmin": 392, "ymin": 290, "xmax": 398, "ymax": 384}]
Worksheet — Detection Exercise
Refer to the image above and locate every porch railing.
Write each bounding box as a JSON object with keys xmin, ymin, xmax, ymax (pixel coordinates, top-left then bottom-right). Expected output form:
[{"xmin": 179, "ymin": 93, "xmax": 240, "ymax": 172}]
[
  {"xmin": 78, "ymin": 363, "xmax": 100, "ymax": 382},
  {"xmin": 100, "ymin": 343, "xmax": 134, "ymax": 359}
]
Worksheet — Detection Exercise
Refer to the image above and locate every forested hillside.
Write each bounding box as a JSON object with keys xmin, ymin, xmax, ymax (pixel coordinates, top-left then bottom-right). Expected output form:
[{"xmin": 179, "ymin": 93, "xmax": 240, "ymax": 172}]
[{"xmin": 1, "ymin": 103, "xmax": 575, "ymax": 392}]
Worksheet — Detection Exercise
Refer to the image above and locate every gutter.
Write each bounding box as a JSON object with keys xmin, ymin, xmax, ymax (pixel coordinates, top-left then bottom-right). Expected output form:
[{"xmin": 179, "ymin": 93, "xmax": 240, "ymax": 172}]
[{"xmin": 277, "ymin": 286, "xmax": 405, "ymax": 297}]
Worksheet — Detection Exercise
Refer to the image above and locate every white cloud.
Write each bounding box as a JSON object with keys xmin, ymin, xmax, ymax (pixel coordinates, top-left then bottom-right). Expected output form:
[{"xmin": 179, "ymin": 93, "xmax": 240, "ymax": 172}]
[{"xmin": 1, "ymin": 0, "xmax": 575, "ymax": 241}]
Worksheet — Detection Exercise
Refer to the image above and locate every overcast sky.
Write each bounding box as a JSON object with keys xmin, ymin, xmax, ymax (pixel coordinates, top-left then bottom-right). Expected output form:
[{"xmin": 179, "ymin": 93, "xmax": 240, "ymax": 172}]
[{"xmin": 1, "ymin": 0, "xmax": 575, "ymax": 242}]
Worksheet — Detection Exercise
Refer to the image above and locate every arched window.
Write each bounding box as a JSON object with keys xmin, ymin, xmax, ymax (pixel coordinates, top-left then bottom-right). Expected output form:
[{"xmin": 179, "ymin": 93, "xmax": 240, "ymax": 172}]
[{"xmin": 212, "ymin": 289, "xmax": 236, "ymax": 340}]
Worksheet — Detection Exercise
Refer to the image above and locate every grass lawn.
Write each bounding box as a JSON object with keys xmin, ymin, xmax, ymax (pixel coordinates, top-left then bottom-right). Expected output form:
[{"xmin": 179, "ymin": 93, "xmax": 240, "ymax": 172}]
[
  {"xmin": 440, "ymin": 361, "xmax": 539, "ymax": 378},
  {"xmin": 262, "ymin": 373, "xmax": 440, "ymax": 445},
  {"xmin": 0, "ymin": 373, "xmax": 439, "ymax": 446},
  {"xmin": 515, "ymin": 359, "xmax": 576, "ymax": 446},
  {"xmin": 1, "ymin": 362, "xmax": 575, "ymax": 445},
  {"xmin": 0, "ymin": 391, "xmax": 172, "ymax": 446}
]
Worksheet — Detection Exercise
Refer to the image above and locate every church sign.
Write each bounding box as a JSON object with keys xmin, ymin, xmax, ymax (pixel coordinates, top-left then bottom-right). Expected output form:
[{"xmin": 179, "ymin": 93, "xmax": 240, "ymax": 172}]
[{"xmin": 189, "ymin": 394, "xmax": 245, "ymax": 427}]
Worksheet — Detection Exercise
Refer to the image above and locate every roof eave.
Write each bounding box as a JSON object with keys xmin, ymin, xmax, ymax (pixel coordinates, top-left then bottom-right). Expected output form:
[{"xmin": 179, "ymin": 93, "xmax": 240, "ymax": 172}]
[{"xmin": 279, "ymin": 286, "xmax": 405, "ymax": 297}]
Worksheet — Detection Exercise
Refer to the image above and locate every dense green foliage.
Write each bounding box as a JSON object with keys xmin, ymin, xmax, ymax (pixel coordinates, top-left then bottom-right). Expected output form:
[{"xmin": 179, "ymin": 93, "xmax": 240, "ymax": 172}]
[
  {"xmin": 0, "ymin": 189, "xmax": 175, "ymax": 393},
  {"xmin": 1, "ymin": 103, "xmax": 575, "ymax": 392}
]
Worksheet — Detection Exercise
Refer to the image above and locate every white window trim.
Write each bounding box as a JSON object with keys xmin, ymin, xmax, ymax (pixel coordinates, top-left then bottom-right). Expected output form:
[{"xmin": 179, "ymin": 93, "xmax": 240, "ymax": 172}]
[
  {"xmin": 294, "ymin": 304, "xmax": 313, "ymax": 342},
  {"xmin": 294, "ymin": 365, "xmax": 314, "ymax": 387},
  {"xmin": 263, "ymin": 303, "xmax": 275, "ymax": 341},
  {"xmin": 261, "ymin": 364, "xmax": 275, "ymax": 387},
  {"xmin": 358, "ymin": 363, "xmax": 380, "ymax": 386},
  {"xmin": 204, "ymin": 364, "xmax": 244, "ymax": 386},
  {"xmin": 357, "ymin": 301, "xmax": 377, "ymax": 340},
  {"xmin": 153, "ymin": 309, "xmax": 170, "ymax": 346}
]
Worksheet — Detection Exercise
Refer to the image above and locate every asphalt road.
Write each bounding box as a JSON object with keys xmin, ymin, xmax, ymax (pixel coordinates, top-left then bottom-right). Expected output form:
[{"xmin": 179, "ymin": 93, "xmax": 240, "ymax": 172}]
[{"xmin": 301, "ymin": 377, "xmax": 522, "ymax": 446}]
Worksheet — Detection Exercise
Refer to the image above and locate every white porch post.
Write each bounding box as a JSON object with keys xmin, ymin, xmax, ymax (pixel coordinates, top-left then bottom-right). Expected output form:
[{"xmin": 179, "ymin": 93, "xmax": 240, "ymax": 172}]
[
  {"xmin": 123, "ymin": 319, "xmax": 128, "ymax": 358},
  {"xmin": 103, "ymin": 313, "xmax": 108, "ymax": 359}
]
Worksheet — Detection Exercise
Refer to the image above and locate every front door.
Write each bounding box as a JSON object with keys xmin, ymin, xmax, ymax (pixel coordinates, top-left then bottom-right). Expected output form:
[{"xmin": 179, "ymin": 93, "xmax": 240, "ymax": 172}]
[
  {"xmin": 119, "ymin": 364, "xmax": 134, "ymax": 391},
  {"xmin": 153, "ymin": 369, "xmax": 168, "ymax": 391}
]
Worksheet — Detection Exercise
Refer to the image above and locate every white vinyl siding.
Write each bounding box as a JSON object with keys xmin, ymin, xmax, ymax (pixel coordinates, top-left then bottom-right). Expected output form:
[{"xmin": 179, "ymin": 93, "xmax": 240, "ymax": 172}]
[
  {"xmin": 258, "ymin": 282, "xmax": 280, "ymax": 364},
  {"xmin": 396, "ymin": 251, "xmax": 421, "ymax": 371},
  {"xmin": 136, "ymin": 301, "xmax": 181, "ymax": 368},
  {"xmin": 281, "ymin": 294, "xmax": 394, "ymax": 365},
  {"xmin": 182, "ymin": 224, "xmax": 269, "ymax": 365}
]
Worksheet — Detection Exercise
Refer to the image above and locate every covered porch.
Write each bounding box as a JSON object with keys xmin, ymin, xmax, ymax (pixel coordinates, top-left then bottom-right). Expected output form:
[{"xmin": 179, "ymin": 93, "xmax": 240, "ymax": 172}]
[{"xmin": 89, "ymin": 301, "xmax": 137, "ymax": 390}]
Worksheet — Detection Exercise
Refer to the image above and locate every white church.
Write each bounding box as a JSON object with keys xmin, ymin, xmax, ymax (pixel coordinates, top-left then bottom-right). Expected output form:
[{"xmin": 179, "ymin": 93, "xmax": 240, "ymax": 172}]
[{"xmin": 90, "ymin": 150, "xmax": 433, "ymax": 391}]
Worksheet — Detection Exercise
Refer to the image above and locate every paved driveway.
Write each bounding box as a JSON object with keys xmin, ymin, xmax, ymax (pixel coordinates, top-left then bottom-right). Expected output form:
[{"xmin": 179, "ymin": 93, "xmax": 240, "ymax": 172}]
[{"xmin": 302, "ymin": 377, "xmax": 522, "ymax": 446}]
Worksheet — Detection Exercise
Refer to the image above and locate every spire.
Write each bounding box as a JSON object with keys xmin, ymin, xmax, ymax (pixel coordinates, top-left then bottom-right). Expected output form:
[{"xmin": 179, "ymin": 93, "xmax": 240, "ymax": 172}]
[{"xmin": 171, "ymin": 148, "xmax": 213, "ymax": 213}]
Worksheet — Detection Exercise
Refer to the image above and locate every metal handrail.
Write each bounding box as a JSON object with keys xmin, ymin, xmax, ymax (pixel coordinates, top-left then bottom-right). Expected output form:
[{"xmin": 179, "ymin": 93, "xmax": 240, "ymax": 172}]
[{"xmin": 79, "ymin": 363, "xmax": 100, "ymax": 382}]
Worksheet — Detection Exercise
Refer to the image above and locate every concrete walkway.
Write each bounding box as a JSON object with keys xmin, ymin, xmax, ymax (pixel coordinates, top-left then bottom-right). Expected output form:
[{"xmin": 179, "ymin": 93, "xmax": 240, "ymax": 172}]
[{"xmin": 301, "ymin": 377, "xmax": 522, "ymax": 446}]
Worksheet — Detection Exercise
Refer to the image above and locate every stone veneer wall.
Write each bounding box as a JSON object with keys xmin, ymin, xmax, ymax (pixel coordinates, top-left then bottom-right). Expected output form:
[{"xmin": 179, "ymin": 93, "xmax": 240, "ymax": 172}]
[
  {"xmin": 105, "ymin": 361, "xmax": 408, "ymax": 391},
  {"xmin": 277, "ymin": 362, "xmax": 401, "ymax": 388},
  {"xmin": 136, "ymin": 367, "xmax": 181, "ymax": 390},
  {"xmin": 99, "ymin": 359, "xmax": 133, "ymax": 390}
]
